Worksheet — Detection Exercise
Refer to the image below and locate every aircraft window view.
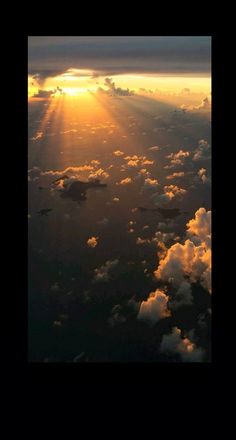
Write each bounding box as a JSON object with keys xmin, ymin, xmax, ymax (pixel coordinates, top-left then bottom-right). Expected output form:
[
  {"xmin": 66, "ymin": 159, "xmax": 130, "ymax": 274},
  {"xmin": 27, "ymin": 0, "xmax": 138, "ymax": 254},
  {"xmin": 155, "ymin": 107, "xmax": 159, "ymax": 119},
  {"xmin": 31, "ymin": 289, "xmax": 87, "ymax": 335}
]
[{"xmin": 28, "ymin": 36, "xmax": 211, "ymax": 362}]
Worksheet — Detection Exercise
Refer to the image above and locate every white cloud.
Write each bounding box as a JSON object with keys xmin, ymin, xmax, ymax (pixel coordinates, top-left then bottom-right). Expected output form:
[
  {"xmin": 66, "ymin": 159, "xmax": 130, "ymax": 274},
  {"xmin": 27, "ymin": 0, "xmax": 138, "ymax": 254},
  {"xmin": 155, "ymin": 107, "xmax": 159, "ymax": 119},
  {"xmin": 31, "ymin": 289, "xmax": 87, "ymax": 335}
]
[
  {"xmin": 138, "ymin": 289, "xmax": 171, "ymax": 326},
  {"xmin": 154, "ymin": 208, "xmax": 211, "ymax": 293},
  {"xmin": 160, "ymin": 327, "xmax": 204, "ymax": 362}
]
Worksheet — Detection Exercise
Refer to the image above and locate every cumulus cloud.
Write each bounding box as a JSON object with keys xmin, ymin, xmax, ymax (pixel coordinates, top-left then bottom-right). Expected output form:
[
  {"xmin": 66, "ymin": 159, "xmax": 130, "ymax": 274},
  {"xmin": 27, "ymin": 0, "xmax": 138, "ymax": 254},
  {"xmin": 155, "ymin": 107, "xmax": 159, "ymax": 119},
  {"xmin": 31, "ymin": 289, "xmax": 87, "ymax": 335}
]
[
  {"xmin": 166, "ymin": 172, "xmax": 185, "ymax": 180},
  {"xmin": 138, "ymin": 289, "xmax": 171, "ymax": 326},
  {"xmin": 169, "ymin": 281, "xmax": 193, "ymax": 309},
  {"xmin": 193, "ymin": 140, "xmax": 211, "ymax": 161},
  {"xmin": 164, "ymin": 185, "xmax": 187, "ymax": 197},
  {"xmin": 186, "ymin": 207, "xmax": 211, "ymax": 246},
  {"xmin": 142, "ymin": 178, "xmax": 159, "ymax": 190},
  {"xmin": 113, "ymin": 150, "xmax": 124, "ymax": 156},
  {"xmin": 98, "ymin": 77, "xmax": 135, "ymax": 96},
  {"xmin": 154, "ymin": 208, "xmax": 211, "ymax": 293},
  {"xmin": 160, "ymin": 327, "xmax": 204, "ymax": 362},
  {"xmin": 151, "ymin": 184, "xmax": 187, "ymax": 206},
  {"xmin": 117, "ymin": 177, "xmax": 132, "ymax": 185},
  {"xmin": 197, "ymin": 97, "xmax": 211, "ymax": 109},
  {"xmin": 136, "ymin": 237, "xmax": 151, "ymax": 245},
  {"xmin": 94, "ymin": 259, "xmax": 119, "ymax": 282},
  {"xmin": 198, "ymin": 168, "xmax": 207, "ymax": 181},
  {"xmin": 88, "ymin": 168, "xmax": 109, "ymax": 180},
  {"xmin": 165, "ymin": 150, "xmax": 190, "ymax": 168},
  {"xmin": 123, "ymin": 155, "xmax": 154, "ymax": 169},
  {"xmin": 87, "ymin": 236, "xmax": 99, "ymax": 248}
]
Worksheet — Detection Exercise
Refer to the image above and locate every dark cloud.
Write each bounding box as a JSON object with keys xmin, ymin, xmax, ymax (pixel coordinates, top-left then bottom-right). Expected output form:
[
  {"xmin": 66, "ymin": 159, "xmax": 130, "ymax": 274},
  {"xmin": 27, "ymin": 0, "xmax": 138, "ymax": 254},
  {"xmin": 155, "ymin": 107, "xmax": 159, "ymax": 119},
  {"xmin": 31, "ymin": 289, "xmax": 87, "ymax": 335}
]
[
  {"xmin": 28, "ymin": 36, "xmax": 211, "ymax": 80},
  {"xmin": 97, "ymin": 77, "xmax": 135, "ymax": 96},
  {"xmin": 33, "ymin": 86, "xmax": 64, "ymax": 98},
  {"xmin": 33, "ymin": 89, "xmax": 56, "ymax": 98}
]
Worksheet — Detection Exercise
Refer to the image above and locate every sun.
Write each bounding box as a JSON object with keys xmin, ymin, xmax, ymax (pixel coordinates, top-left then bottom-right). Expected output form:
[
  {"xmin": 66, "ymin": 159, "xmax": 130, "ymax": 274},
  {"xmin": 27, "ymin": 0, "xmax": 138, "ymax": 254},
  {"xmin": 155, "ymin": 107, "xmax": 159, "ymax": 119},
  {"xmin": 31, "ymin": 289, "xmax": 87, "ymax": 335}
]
[{"xmin": 63, "ymin": 87, "xmax": 89, "ymax": 96}]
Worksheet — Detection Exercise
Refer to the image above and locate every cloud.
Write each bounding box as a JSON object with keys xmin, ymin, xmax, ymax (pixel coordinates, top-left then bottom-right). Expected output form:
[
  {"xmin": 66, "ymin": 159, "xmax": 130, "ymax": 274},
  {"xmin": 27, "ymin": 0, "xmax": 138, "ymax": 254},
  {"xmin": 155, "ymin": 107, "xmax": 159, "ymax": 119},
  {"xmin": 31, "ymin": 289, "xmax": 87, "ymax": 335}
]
[
  {"xmin": 142, "ymin": 159, "xmax": 154, "ymax": 165},
  {"xmin": 87, "ymin": 236, "xmax": 99, "ymax": 248},
  {"xmin": 88, "ymin": 168, "xmax": 109, "ymax": 180},
  {"xmin": 117, "ymin": 177, "xmax": 132, "ymax": 185},
  {"xmin": 33, "ymin": 88, "xmax": 56, "ymax": 98},
  {"xmin": 197, "ymin": 168, "xmax": 211, "ymax": 184},
  {"xmin": 40, "ymin": 165, "xmax": 95, "ymax": 177},
  {"xmin": 148, "ymin": 146, "xmax": 160, "ymax": 151},
  {"xmin": 182, "ymin": 97, "xmax": 211, "ymax": 111},
  {"xmin": 94, "ymin": 259, "xmax": 119, "ymax": 282},
  {"xmin": 169, "ymin": 281, "xmax": 193, "ymax": 309},
  {"xmin": 164, "ymin": 185, "xmax": 187, "ymax": 197},
  {"xmin": 193, "ymin": 140, "xmax": 211, "ymax": 161},
  {"xmin": 123, "ymin": 155, "xmax": 154, "ymax": 169},
  {"xmin": 137, "ymin": 289, "xmax": 171, "ymax": 326},
  {"xmin": 28, "ymin": 37, "xmax": 211, "ymax": 80},
  {"xmin": 98, "ymin": 77, "xmax": 135, "ymax": 96},
  {"xmin": 166, "ymin": 172, "xmax": 185, "ymax": 180},
  {"xmin": 108, "ymin": 305, "xmax": 126, "ymax": 327},
  {"xmin": 142, "ymin": 178, "xmax": 159, "ymax": 190},
  {"xmin": 166, "ymin": 150, "xmax": 190, "ymax": 168},
  {"xmin": 154, "ymin": 208, "xmax": 211, "ymax": 293},
  {"xmin": 181, "ymin": 87, "xmax": 191, "ymax": 94},
  {"xmin": 126, "ymin": 159, "xmax": 139, "ymax": 167},
  {"xmin": 113, "ymin": 150, "xmax": 124, "ymax": 156},
  {"xmin": 160, "ymin": 327, "xmax": 204, "ymax": 362},
  {"xmin": 32, "ymin": 86, "xmax": 64, "ymax": 98},
  {"xmin": 112, "ymin": 197, "xmax": 120, "ymax": 202},
  {"xmin": 151, "ymin": 184, "xmax": 187, "ymax": 206},
  {"xmin": 186, "ymin": 207, "xmax": 211, "ymax": 246},
  {"xmin": 136, "ymin": 237, "xmax": 151, "ymax": 245},
  {"xmin": 197, "ymin": 97, "xmax": 211, "ymax": 109}
]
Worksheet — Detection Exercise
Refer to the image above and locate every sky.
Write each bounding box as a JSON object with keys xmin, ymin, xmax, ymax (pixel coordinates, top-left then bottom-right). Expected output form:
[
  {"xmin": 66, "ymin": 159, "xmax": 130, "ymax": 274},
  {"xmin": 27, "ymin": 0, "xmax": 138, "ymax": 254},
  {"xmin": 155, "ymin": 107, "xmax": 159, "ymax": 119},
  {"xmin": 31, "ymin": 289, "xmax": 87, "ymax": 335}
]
[
  {"xmin": 28, "ymin": 36, "xmax": 211, "ymax": 98},
  {"xmin": 28, "ymin": 37, "xmax": 211, "ymax": 363}
]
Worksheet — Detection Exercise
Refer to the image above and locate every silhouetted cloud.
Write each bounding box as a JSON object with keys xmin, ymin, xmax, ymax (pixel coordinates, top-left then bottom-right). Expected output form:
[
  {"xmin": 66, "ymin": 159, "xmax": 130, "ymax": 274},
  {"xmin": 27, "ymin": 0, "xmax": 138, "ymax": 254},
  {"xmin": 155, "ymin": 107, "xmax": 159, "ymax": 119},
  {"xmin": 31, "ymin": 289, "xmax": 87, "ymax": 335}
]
[{"xmin": 97, "ymin": 77, "xmax": 135, "ymax": 96}]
